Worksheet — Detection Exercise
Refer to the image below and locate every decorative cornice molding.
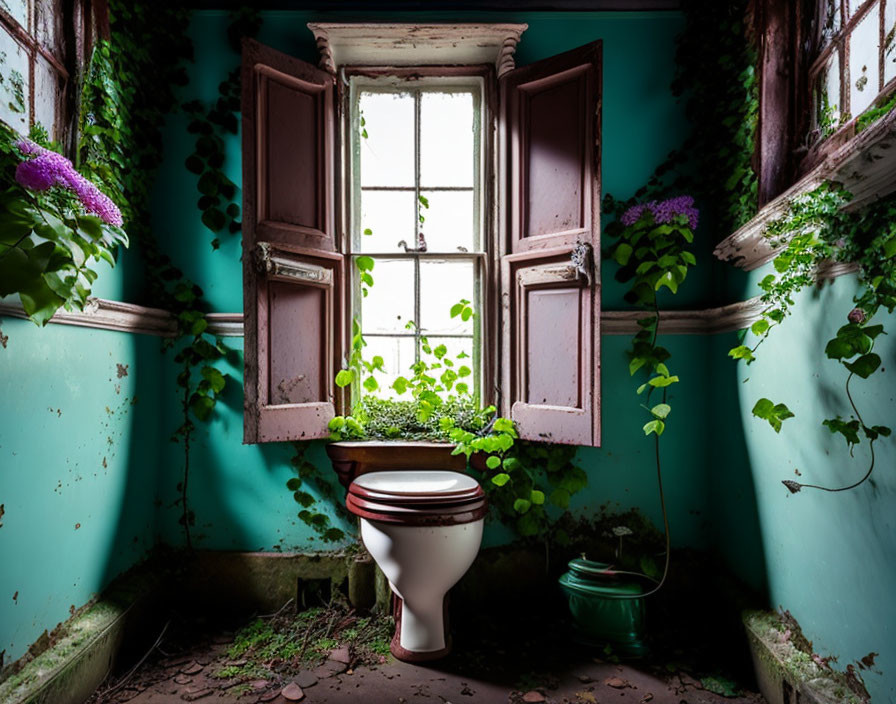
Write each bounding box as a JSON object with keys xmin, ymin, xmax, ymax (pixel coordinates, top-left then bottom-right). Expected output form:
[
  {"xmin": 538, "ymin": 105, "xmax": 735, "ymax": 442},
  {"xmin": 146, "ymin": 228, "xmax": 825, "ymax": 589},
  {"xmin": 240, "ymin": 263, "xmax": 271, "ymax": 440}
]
[
  {"xmin": 0, "ymin": 297, "xmax": 176, "ymax": 336},
  {"xmin": 714, "ymin": 108, "xmax": 896, "ymax": 271},
  {"xmin": 306, "ymin": 23, "xmax": 528, "ymax": 77},
  {"xmin": 0, "ymin": 259, "xmax": 860, "ymax": 339}
]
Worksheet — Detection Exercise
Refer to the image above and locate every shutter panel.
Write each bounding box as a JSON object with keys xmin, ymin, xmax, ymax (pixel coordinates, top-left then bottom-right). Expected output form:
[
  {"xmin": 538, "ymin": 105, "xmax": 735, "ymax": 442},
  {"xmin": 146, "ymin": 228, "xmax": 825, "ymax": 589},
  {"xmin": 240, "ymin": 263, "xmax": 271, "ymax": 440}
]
[
  {"xmin": 242, "ymin": 39, "xmax": 342, "ymax": 443},
  {"xmin": 499, "ymin": 42, "xmax": 602, "ymax": 447}
]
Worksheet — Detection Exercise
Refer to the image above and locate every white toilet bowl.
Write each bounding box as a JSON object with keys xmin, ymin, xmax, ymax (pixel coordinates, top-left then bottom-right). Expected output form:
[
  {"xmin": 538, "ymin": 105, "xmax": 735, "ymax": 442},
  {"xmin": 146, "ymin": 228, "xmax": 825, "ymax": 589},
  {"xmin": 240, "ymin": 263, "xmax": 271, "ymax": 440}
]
[{"xmin": 345, "ymin": 470, "xmax": 487, "ymax": 661}]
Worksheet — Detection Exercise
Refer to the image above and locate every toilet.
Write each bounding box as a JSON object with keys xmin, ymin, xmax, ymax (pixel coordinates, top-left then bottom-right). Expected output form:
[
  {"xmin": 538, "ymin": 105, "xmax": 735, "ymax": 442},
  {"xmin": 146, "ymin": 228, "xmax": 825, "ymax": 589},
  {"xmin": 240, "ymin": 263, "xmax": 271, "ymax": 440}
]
[{"xmin": 345, "ymin": 469, "xmax": 487, "ymax": 662}]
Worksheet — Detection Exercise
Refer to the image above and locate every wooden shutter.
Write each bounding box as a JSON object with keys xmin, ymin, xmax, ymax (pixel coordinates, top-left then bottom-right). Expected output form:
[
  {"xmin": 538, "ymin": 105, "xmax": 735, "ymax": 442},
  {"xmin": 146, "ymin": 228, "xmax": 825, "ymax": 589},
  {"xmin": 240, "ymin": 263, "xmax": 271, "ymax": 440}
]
[
  {"xmin": 242, "ymin": 39, "xmax": 342, "ymax": 443},
  {"xmin": 499, "ymin": 42, "xmax": 602, "ymax": 447}
]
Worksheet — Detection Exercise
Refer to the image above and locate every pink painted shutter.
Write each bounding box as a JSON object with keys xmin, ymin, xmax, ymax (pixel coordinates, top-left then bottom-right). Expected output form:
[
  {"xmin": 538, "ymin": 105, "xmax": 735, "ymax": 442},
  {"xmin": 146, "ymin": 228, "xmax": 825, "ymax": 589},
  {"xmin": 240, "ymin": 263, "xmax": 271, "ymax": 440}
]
[
  {"xmin": 242, "ymin": 39, "xmax": 343, "ymax": 443},
  {"xmin": 499, "ymin": 42, "xmax": 602, "ymax": 447}
]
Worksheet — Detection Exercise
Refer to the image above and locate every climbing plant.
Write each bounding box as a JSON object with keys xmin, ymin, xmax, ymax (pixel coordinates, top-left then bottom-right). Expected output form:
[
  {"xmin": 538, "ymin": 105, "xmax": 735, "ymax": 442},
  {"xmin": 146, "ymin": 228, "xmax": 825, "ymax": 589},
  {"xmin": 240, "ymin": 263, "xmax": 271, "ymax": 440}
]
[
  {"xmin": 727, "ymin": 185, "xmax": 896, "ymax": 493},
  {"xmin": 603, "ymin": 194, "xmax": 700, "ymax": 588},
  {"xmin": 182, "ymin": 7, "xmax": 261, "ymax": 249}
]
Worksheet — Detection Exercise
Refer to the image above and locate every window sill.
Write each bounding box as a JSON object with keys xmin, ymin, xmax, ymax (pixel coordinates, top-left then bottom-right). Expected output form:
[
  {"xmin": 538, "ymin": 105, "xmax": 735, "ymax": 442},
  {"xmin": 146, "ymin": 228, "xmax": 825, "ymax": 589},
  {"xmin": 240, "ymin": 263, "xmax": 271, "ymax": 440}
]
[
  {"xmin": 714, "ymin": 105, "xmax": 896, "ymax": 271},
  {"xmin": 325, "ymin": 440, "xmax": 466, "ymax": 488}
]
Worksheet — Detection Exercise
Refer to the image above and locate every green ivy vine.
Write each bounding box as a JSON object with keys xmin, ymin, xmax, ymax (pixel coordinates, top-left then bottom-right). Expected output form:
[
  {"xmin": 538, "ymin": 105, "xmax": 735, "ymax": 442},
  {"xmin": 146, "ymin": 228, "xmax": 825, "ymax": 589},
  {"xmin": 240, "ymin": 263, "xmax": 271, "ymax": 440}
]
[
  {"xmin": 728, "ymin": 184, "xmax": 896, "ymax": 493},
  {"xmin": 77, "ymin": 1, "xmax": 245, "ymax": 548},
  {"xmin": 182, "ymin": 7, "xmax": 261, "ymax": 249}
]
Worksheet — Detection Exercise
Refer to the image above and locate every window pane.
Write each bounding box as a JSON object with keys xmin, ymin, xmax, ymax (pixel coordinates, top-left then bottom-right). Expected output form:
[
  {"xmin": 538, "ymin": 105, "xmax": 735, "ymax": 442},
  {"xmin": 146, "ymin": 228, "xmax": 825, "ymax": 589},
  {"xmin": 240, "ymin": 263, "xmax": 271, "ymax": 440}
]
[
  {"xmin": 419, "ymin": 260, "xmax": 475, "ymax": 335},
  {"xmin": 34, "ymin": 56, "xmax": 60, "ymax": 139},
  {"xmin": 419, "ymin": 190, "xmax": 475, "ymax": 253},
  {"xmin": 820, "ymin": 0, "xmax": 842, "ymax": 45},
  {"xmin": 2, "ymin": 0, "xmax": 28, "ymax": 29},
  {"xmin": 814, "ymin": 49, "xmax": 841, "ymax": 135},
  {"xmin": 361, "ymin": 335, "xmax": 416, "ymax": 400},
  {"xmin": 359, "ymin": 189, "xmax": 415, "ymax": 252},
  {"xmin": 420, "ymin": 92, "xmax": 474, "ymax": 187},
  {"xmin": 424, "ymin": 336, "xmax": 475, "ymax": 395},
  {"xmin": 884, "ymin": 0, "xmax": 895, "ymax": 84},
  {"xmin": 849, "ymin": 3, "xmax": 881, "ymax": 116},
  {"xmin": 361, "ymin": 258, "xmax": 414, "ymax": 334},
  {"xmin": 35, "ymin": 0, "xmax": 64, "ymax": 60},
  {"xmin": 0, "ymin": 30, "xmax": 30, "ymax": 132},
  {"xmin": 359, "ymin": 91, "xmax": 414, "ymax": 187}
]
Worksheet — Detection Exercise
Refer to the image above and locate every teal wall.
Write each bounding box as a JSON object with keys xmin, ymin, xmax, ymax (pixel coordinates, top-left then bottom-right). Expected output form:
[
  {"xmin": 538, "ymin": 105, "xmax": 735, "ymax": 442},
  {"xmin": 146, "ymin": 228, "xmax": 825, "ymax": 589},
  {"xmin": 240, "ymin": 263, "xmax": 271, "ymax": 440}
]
[
  {"xmin": 716, "ymin": 272, "xmax": 896, "ymax": 702},
  {"xmin": 0, "ymin": 310, "xmax": 162, "ymax": 666},
  {"xmin": 150, "ymin": 9, "xmax": 721, "ymax": 556}
]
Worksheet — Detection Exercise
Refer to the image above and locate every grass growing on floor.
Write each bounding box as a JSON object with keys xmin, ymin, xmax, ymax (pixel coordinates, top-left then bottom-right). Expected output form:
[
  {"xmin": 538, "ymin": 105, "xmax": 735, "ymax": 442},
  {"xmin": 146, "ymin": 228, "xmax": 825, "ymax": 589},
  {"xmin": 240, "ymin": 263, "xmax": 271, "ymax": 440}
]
[{"xmin": 213, "ymin": 599, "xmax": 393, "ymax": 684}]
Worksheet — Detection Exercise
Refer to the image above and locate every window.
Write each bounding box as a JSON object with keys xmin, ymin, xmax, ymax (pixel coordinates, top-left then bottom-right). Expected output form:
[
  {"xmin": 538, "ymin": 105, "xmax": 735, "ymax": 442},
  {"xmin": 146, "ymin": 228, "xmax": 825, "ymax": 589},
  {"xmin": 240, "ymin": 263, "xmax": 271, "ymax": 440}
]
[
  {"xmin": 809, "ymin": 0, "xmax": 896, "ymax": 141},
  {"xmin": 0, "ymin": 0, "xmax": 72, "ymax": 140},
  {"xmin": 240, "ymin": 33, "xmax": 602, "ymax": 448},
  {"xmin": 349, "ymin": 77, "xmax": 485, "ymax": 400}
]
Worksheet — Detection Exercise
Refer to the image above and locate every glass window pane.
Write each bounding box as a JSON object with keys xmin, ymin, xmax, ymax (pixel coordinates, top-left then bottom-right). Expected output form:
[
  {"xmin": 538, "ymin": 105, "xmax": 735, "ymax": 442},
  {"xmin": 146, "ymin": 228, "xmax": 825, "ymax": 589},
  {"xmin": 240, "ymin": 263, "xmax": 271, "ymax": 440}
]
[
  {"xmin": 1, "ymin": 0, "xmax": 29, "ymax": 29},
  {"xmin": 424, "ymin": 336, "xmax": 475, "ymax": 395},
  {"xmin": 420, "ymin": 91, "xmax": 474, "ymax": 188},
  {"xmin": 361, "ymin": 336, "xmax": 416, "ymax": 400},
  {"xmin": 0, "ymin": 30, "xmax": 29, "ymax": 133},
  {"xmin": 35, "ymin": 0, "xmax": 63, "ymax": 59},
  {"xmin": 419, "ymin": 260, "xmax": 475, "ymax": 335},
  {"xmin": 359, "ymin": 189, "xmax": 415, "ymax": 253},
  {"xmin": 814, "ymin": 49, "xmax": 841, "ymax": 136},
  {"xmin": 359, "ymin": 91, "xmax": 414, "ymax": 188},
  {"xmin": 34, "ymin": 56, "xmax": 59, "ymax": 139},
  {"xmin": 419, "ymin": 190, "xmax": 475, "ymax": 253},
  {"xmin": 849, "ymin": 4, "xmax": 881, "ymax": 116},
  {"xmin": 361, "ymin": 258, "xmax": 415, "ymax": 334},
  {"xmin": 884, "ymin": 0, "xmax": 895, "ymax": 84},
  {"xmin": 820, "ymin": 0, "xmax": 842, "ymax": 45}
]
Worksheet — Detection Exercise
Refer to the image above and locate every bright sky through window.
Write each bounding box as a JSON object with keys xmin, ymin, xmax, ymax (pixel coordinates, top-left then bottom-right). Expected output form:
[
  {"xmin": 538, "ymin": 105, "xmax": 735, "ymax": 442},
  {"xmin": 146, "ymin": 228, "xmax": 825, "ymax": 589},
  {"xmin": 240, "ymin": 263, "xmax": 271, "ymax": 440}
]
[{"xmin": 350, "ymin": 81, "xmax": 483, "ymax": 399}]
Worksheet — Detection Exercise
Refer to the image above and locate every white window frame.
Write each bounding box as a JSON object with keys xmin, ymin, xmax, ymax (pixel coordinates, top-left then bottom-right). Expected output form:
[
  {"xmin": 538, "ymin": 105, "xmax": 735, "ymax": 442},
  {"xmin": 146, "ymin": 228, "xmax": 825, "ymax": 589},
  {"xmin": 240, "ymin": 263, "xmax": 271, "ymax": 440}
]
[{"xmin": 343, "ymin": 72, "xmax": 489, "ymax": 402}]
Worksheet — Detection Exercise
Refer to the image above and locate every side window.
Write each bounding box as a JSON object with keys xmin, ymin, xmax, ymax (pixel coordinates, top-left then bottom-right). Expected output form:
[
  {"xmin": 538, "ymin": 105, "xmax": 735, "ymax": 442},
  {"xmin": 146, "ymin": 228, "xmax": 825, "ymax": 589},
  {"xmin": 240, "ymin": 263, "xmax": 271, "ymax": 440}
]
[
  {"xmin": 0, "ymin": 0, "xmax": 70, "ymax": 139},
  {"xmin": 809, "ymin": 0, "xmax": 895, "ymax": 142}
]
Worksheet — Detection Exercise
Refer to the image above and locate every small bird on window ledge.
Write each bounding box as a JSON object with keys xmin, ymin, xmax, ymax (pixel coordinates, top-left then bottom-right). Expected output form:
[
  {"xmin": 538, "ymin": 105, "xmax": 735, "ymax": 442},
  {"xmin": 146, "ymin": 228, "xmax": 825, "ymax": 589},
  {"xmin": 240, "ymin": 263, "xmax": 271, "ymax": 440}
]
[{"xmin": 398, "ymin": 234, "xmax": 428, "ymax": 253}]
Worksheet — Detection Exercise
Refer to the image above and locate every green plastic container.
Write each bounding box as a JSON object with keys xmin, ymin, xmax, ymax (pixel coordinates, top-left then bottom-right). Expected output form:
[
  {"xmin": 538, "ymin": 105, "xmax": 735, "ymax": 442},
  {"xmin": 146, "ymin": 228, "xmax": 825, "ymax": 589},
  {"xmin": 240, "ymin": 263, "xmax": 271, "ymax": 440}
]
[{"xmin": 558, "ymin": 557, "xmax": 648, "ymax": 657}]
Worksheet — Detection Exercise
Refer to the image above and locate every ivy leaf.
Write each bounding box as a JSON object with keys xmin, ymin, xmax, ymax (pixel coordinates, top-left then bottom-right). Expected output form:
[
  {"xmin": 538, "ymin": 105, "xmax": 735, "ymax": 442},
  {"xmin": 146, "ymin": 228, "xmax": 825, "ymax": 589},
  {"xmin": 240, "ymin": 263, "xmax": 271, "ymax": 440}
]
[
  {"xmin": 513, "ymin": 498, "xmax": 532, "ymax": 514},
  {"xmin": 651, "ymin": 403, "xmax": 671, "ymax": 419},
  {"xmin": 286, "ymin": 477, "xmax": 301, "ymax": 491},
  {"xmin": 823, "ymin": 417, "xmax": 861, "ymax": 446},
  {"xmin": 530, "ymin": 490, "xmax": 545, "ymax": 505},
  {"xmin": 486, "ymin": 455, "xmax": 501, "ymax": 470},
  {"xmin": 200, "ymin": 366, "xmax": 226, "ymax": 393},
  {"xmin": 356, "ymin": 255, "xmax": 375, "ymax": 272},
  {"xmin": 363, "ymin": 376, "xmax": 379, "ymax": 392},
  {"xmin": 844, "ymin": 353, "xmax": 881, "ymax": 379},
  {"xmin": 491, "ymin": 472, "xmax": 510, "ymax": 487},
  {"xmin": 728, "ymin": 345, "xmax": 756, "ymax": 363},
  {"xmin": 643, "ymin": 419, "xmax": 665, "ymax": 436},
  {"xmin": 549, "ymin": 488, "xmax": 570, "ymax": 509},
  {"xmin": 752, "ymin": 398, "xmax": 794, "ymax": 433},
  {"xmin": 750, "ymin": 318, "xmax": 770, "ymax": 336},
  {"xmin": 613, "ymin": 243, "xmax": 633, "ymax": 266},
  {"xmin": 335, "ymin": 369, "xmax": 354, "ymax": 387},
  {"xmin": 190, "ymin": 395, "xmax": 215, "ymax": 421}
]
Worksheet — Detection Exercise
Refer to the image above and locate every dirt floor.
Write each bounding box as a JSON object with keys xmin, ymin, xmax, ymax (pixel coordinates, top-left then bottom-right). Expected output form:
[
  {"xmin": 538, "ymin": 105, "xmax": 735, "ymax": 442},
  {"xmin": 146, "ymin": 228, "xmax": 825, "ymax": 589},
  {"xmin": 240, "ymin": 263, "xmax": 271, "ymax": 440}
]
[{"xmin": 85, "ymin": 591, "xmax": 767, "ymax": 704}]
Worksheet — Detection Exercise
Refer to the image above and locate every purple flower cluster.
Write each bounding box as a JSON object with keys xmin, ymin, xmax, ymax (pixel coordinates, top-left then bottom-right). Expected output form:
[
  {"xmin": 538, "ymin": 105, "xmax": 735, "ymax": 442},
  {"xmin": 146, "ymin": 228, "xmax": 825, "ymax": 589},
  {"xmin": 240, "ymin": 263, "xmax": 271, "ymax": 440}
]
[
  {"xmin": 15, "ymin": 140, "xmax": 123, "ymax": 226},
  {"xmin": 620, "ymin": 195, "xmax": 700, "ymax": 231}
]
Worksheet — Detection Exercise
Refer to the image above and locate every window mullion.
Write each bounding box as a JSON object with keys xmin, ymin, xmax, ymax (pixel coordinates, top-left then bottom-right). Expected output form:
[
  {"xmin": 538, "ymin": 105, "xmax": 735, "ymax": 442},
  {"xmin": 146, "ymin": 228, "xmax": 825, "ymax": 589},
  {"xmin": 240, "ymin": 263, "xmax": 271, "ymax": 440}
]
[{"xmin": 413, "ymin": 89, "xmax": 422, "ymax": 364}]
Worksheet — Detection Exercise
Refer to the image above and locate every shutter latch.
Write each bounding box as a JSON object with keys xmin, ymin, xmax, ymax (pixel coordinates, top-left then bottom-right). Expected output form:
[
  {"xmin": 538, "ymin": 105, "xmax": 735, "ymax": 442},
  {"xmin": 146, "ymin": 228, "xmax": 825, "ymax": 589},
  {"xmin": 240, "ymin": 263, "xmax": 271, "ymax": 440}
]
[{"xmin": 571, "ymin": 242, "xmax": 594, "ymax": 287}]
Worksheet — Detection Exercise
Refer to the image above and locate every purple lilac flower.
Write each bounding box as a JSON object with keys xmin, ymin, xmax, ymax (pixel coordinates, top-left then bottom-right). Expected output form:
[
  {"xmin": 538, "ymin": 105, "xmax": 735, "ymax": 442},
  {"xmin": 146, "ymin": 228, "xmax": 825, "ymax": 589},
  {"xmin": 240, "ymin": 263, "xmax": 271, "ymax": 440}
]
[
  {"xmin": 621, "ymin": 195, "xmax": 700, "ymax": 231},
  {"xmin": 14, "ymin": 139, "xmax": 123, "ymax": 226}
]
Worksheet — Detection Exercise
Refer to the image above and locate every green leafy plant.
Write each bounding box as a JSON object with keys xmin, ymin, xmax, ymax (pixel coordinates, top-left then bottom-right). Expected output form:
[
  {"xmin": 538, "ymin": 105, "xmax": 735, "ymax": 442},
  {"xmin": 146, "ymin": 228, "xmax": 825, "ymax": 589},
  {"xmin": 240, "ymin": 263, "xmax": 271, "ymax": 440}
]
[
  {"xmin": 0, "ymin": 124, "xmax": 127, "ymax": 325},
  {"xmin": 603, "ymin": 194, "xmax": 700, "ymax": 589},
  {"xmin": 728, "ymin": 185, "xmax": 896, "ymax": 493}
]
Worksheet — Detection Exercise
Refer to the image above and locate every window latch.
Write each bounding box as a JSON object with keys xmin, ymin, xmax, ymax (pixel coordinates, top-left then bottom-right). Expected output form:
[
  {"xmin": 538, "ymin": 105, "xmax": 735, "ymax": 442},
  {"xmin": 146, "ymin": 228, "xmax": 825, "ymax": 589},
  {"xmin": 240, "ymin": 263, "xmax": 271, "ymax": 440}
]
[
  {"xmin": 571, "ymin": 242, "xmax": 594, "ymax": 287},
  {"xmin": 398, "ymin": 233, "xmax": 428, "ymax": 253}
]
